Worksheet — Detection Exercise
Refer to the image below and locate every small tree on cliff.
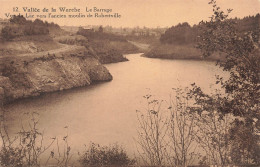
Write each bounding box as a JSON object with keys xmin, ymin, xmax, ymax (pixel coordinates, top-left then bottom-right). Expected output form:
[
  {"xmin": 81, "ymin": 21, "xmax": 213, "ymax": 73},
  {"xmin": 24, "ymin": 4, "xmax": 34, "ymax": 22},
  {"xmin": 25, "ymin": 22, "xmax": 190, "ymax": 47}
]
[
  {"xmin": 98, "ymin": 26, "xmax": 104, "ymax": 33},
  {"xmin": 191, "ymin": 0, "xmax": 260, "ymax": 165}
]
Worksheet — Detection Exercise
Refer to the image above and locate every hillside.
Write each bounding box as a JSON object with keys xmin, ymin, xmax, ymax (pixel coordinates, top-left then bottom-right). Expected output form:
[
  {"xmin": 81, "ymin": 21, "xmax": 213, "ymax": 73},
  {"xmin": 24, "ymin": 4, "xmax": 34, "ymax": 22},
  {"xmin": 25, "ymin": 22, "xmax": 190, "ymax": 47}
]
[
  {"xmin": 55, "ymin": 27, "xmax": 140, "ymax": 64},
  {"xmin": 0, "ymin": 16, "xmax": 143, "ymax": 104},
  {"xmin": 145, "ymin": 14, "xmax": 260, "ymax": 60},
  {"xmin": 0, "ymin": 16, "xmax": 118, "ymax": 104}
]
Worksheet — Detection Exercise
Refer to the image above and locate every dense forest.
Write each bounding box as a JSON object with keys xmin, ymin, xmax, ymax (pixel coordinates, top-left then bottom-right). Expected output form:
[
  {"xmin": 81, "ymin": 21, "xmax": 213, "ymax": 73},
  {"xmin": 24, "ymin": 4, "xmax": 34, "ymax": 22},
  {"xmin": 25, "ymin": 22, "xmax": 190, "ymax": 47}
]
[{"xmin": 160, "ymin": 14, "xmax": 260, "ymax": 45}]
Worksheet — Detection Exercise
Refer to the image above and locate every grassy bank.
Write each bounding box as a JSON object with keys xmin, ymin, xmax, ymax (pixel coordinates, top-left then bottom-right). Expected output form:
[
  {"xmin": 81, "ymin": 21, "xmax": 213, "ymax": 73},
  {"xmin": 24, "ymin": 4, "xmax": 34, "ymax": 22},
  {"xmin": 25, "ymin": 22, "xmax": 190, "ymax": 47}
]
[{"xmin": 144, "ymin": 44, "xmax": 223, "ymax": 61}]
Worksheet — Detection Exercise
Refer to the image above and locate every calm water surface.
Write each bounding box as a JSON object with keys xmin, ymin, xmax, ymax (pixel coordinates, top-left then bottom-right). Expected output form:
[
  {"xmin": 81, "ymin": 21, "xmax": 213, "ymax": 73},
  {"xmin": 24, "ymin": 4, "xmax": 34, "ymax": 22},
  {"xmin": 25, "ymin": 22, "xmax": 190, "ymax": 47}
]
[{"xmin": 4, "ymin": 53, "xmax": 227, "ymax": 162}]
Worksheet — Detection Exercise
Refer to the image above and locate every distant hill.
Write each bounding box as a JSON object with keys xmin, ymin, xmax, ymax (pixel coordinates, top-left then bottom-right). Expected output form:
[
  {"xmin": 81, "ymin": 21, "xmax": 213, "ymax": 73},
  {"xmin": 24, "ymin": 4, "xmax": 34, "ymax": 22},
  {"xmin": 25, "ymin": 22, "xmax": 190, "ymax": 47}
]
[{"xmin": 77, "ymin": 27, "xmax": 127, "ymax": 42}]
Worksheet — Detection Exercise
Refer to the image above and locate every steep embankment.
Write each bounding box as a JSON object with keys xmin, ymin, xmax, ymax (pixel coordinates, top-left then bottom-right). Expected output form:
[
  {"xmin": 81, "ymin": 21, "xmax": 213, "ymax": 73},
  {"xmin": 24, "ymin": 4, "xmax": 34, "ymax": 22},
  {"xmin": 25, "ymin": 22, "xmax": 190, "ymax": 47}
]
[
  {"xmin": 0, "ymin": 46, "xmax": 112, "ymax": 104},
  {"xmin": 56, "ymin": 35, "xmax": 140, "ymax": 64},
  {"xmin": 75, "ymin": 29, "xmax": 141, "ymax": 63}
]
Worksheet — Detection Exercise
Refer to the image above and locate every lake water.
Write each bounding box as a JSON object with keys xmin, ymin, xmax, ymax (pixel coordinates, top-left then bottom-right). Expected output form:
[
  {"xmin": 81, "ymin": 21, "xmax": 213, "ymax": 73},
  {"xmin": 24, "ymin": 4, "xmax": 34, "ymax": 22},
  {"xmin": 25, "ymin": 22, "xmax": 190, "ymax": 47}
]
[{"xmin": 4, "ymin": 53, "xmax": 227, "ymax": 163}]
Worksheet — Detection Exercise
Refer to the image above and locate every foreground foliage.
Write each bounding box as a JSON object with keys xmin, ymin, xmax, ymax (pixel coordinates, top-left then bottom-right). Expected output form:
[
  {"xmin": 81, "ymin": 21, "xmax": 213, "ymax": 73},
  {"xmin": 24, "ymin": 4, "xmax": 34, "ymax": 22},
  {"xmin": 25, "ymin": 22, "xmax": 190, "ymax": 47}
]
[
  {"xmin": 136, "ymin": 89, "xmax": 200, "ymax": 166},
  {"xmin": 192, "ymin": 0, "xmax": 260, "ymax": 165},
  {"xmin": 79, "ymin": 142, "xmax": 135, "ymax": 166},
  {"xmin": 0, "ymin": 110, "xmax": 72, "ymax": 167}
]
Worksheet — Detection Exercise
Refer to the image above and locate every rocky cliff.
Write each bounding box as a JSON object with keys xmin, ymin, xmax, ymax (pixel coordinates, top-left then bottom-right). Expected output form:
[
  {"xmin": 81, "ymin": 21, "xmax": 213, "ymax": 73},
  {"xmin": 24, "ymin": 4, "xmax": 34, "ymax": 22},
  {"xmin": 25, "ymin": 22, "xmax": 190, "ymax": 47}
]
[{"xmin": 0, "ymin": 47, "xmax": 112, "ymax": 104}]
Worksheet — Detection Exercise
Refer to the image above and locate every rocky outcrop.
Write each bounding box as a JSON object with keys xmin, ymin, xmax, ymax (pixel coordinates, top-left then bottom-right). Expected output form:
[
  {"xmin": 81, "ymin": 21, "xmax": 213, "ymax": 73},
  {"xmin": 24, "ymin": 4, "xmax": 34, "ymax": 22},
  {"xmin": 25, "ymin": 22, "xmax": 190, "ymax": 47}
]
[
  {"xmin": 0, "ymin": 49, "xmax": 112, "ymax": 104},
  {"xmin": 89, "ymin": 65, "xmax": 113, "ymax": 82},
  {"xmin": 95, "ymin": 49, "xmax": 128, "ymax": 64}
]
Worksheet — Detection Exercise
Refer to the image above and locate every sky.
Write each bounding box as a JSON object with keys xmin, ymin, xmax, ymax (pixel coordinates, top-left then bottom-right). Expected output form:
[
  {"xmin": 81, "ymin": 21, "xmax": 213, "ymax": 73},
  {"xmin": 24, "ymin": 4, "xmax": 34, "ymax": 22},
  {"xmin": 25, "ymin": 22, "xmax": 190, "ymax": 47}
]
[{"xmin": 0, "ymin": 0, "xmax": 259, "ymax": 27}]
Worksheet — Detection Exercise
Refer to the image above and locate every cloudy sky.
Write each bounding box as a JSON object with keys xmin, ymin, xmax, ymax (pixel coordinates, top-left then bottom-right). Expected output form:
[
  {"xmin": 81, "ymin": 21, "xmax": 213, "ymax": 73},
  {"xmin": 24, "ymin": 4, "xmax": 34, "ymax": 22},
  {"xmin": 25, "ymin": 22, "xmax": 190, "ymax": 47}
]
[{"xmin": 0, "ymin": 0, "xmax": 259, "ymax": 27}]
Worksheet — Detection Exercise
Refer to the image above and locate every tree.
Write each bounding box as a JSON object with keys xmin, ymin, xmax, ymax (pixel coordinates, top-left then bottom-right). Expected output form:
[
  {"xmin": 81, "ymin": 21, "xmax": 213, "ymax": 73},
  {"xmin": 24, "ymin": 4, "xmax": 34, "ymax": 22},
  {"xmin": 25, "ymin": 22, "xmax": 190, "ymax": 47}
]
[
  {"xmin": 191, "ymin": 0, "xmax": 260, "ymax": 165},
  {"xmin": 136, "ymin": 94, "xmax": 169, "ymax": 165},
  {"xmin": 229, "ymin": 120, "xmax": 260, "ymax": 165},
  {"xmin": 9, "ymin": 15, "xmax": 27, "ymax": 25},
  {"xmin": 98, "ymin": 26, "xmax": 103, "ymax": 33},
  {"xmin": 192, "ymin": 103, "xmax": 234, "ymax": 165},
  {"xmin": 136, "ymin": 89, "xmax": 199, "ymax": 166},
  {"xmin": 168, "ymin": 88, "xmax": 198, "ymax": 166},
  {"xmin": 160, "ymin": 22, "xmax": 195, "ymax": 44}
]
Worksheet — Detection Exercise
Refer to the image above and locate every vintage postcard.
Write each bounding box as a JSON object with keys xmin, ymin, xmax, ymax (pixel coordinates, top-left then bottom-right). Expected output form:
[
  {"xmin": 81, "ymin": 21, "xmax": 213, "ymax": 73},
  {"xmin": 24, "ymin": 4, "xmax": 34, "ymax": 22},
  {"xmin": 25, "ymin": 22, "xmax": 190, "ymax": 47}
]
[{"xmin": 0, "ymin": 0, "xmax": 259, "ymax": 166}]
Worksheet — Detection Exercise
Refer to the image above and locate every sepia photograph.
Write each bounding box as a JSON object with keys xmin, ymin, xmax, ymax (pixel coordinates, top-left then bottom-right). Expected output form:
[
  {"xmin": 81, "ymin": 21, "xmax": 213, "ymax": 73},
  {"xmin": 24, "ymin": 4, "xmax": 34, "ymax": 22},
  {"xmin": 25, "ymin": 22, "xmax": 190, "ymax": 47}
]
[{"xmin": 0, "ymin": 0, "xmax": 259, "ymax": 166}]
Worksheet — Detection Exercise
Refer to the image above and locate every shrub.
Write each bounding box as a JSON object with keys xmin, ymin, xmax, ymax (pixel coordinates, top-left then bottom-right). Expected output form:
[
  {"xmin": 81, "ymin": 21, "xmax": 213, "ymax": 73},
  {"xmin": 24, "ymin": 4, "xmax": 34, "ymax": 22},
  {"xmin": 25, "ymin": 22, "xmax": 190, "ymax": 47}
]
[
  {"xmin": 79, "ymin": 143, "xmax": 136, "ymax": 166},
  {"xmin": 1, "ymin": 25, "xmax": 22, "ymax": 40},
  {"xmin": 0, "ymin": 147, "xmax": 24, "ymax": 167}
]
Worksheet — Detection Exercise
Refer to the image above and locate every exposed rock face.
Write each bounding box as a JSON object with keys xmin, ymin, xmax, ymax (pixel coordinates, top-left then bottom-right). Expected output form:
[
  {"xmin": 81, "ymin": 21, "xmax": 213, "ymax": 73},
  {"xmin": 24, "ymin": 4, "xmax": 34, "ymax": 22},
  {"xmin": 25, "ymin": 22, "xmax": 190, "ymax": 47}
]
[
  {"xmin": 0, "ymin": 87, "xmax": 4, "ymax": 104},
  {"xmin": 89, "ymin": 65, "xmax": 113, "ymax": 82},
  {"xmin": 0, "ymin": 50, "xmax": 112, "ymax": 104},
  {"xmin": 0, "ymin": 76, "xmax": 12, "ymax": 103}
]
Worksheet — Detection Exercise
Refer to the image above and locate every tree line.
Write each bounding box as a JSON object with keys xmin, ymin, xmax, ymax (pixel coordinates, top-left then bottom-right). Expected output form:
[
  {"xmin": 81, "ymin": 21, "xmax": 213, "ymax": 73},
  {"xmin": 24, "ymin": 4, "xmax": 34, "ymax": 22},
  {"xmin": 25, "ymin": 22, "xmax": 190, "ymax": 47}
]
[
  {"xmin": 160, "ymin": 13, "xmax": 260, "ymax": 45},
  {"xmin": 1, "ymin": 15, "xmax": 61, "ymax": 41}
]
